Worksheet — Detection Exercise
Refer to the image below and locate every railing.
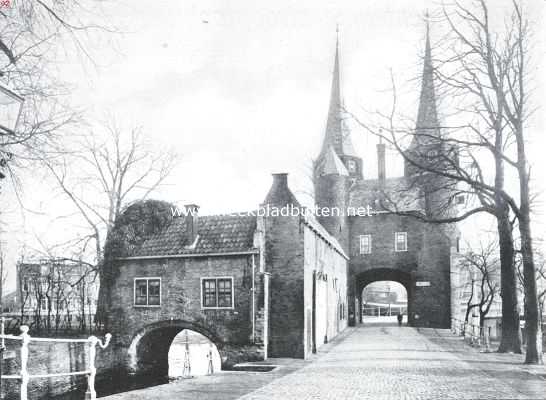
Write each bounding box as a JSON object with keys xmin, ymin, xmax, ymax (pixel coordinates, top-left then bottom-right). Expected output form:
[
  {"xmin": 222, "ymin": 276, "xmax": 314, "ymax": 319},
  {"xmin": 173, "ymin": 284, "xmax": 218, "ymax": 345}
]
[
  {"xmin": 451, "ymin": 317, "xmax": 493, "ymax": 352},
  {"xmin": 0, "ymin": 318, "xmax": 111, "ymax": 400}
]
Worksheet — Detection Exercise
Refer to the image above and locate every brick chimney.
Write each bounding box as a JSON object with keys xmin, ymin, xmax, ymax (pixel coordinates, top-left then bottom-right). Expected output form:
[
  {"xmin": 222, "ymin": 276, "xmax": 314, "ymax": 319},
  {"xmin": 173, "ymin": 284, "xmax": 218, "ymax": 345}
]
[
  {"xmin": 263, "ymin": 173, "xmax": 301, "ymax": 207},
  {"xmin": 377, "ymin": 142, "xmax": 386, "ymax": 181},
  {"xmin": 184, "ymin": 204, "xmax": 199, "ymax": 245}
]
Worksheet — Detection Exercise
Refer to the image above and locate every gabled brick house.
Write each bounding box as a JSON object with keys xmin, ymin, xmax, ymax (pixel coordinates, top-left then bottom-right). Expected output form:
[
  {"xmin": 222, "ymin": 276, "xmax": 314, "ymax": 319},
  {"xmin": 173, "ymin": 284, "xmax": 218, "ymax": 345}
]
[{"xmin": 107, "ymin": 175, "xmax": 349, "ymax": 374}]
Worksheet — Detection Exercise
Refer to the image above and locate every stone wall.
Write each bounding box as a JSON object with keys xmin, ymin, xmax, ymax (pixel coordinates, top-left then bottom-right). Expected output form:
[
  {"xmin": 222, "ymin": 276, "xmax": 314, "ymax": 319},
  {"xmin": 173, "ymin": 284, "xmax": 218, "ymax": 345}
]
[
  {"xmin": 348, "ymin": 213, "xmax": 452, "ymax": 328},
  {"xmin": 412, "ymin": 223, "xmax": 452, "ymax": 328},
  {"xmin": 303, "ymin": 223, "xmax": 348, "ymax": 358},
  {"xmin": 314, "ymin": 173, "xmax": 349, "ymax": 252},
  {"xmin": 263, "ymin": 212, "xmax": 305, "ymax": 358},
  {"xmin": 108, "ymin": 254, "xmax": 264, "ymax": 373}
]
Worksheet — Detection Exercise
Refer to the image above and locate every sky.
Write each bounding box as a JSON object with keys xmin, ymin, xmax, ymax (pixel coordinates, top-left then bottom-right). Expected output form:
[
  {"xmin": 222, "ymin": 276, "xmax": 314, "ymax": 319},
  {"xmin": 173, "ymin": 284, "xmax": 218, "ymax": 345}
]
[{"xmin": 2, "ymin": 0, "xmax": 546, "ymax": 290}]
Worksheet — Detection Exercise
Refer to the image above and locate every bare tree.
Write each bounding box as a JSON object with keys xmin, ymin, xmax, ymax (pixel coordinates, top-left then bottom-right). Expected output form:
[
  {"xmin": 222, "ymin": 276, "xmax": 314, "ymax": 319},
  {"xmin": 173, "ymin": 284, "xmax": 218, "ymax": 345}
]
[
  {"xmin": 516, "ymin": 245, "xmax": 546, "ymax": 324},
  {"xmin": 434, "ymin": 0, "xmax": 541, "ymax": 364},
  {"xmin": 42, "ymin": 120, "xmax": 178, "ymax": 324},
  {"xmin": 347, "ymin": 0, "xmax": 543, "ymax": 363},
  {"xmin": 460, "ymin": 241, "xmax": 500, "ymax": 331},
  {"xmin": 0, "ymin": 1, "xmax": 116, "ymax": 186},
  {"xmin": 17, "ymin": 262, "xmax": 31, "ymax": 326}
]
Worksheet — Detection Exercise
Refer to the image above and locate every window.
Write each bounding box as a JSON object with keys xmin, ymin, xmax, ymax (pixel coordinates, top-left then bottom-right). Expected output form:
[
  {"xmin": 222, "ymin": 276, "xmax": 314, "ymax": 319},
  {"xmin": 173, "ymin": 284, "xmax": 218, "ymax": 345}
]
[
  {"xmin": 427, "ymin": 149, "xmax": 438, "ymax": 158},
  {"xmin": 359, "ymin": 234, "xmax": 372, "ymax": 254},
  {"xmin": 395, "ymin": 232, "xmax": 408, "ymax": 252},
  {"xmin": 134, "ymin": 278, "xmax": 161, "ymax": 306},
  {"xmin": 201, "ymin": 277, "xmax": 234, "ymax": 309},
  {"xmin": 347, "ymin": 160, "xmax": 357, "ymax": 173}
]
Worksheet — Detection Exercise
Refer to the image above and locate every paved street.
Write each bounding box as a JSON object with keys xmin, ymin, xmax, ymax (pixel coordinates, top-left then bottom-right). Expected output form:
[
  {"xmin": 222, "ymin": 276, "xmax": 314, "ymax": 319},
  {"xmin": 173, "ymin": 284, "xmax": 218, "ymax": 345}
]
[{"xmin": 101, "ymin": 325, "xmax": 545, "ymax": 400}]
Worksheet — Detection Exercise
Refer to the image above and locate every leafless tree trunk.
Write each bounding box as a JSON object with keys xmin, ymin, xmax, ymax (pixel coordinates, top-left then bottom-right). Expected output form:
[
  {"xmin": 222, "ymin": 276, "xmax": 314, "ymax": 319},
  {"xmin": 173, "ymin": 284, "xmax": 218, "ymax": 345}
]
[
  {"xmin": 346, "ymin": 0, "xmax": 542, "ymax": 362},
  {"xmin": 43, "ymin": 120, "xmax": 179, "ymax": 326},
  {"xmin": 461, "ymin": 241, "xmax": 500, "ymax": 329}
]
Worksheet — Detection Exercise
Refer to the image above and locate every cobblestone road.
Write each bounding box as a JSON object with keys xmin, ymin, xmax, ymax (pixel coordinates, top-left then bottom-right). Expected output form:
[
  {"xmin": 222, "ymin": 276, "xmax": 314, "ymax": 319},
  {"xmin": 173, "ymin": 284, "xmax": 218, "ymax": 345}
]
[
  {"xmin": 239, "ymin": 325, "xmax": 545, "ymax": 400},
  {"xmin": 101, "ymin": 325, "xmax": 545, "ymax": 400}
]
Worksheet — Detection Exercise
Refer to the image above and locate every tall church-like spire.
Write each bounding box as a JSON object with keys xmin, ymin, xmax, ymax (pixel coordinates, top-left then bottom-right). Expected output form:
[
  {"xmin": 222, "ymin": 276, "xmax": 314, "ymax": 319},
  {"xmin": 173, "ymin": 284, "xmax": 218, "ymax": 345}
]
[
  {"xmin": 316, "ymin": 27, "xmax": 362, "ymax": 179},
  {"xmin": 405, "ymin": 14, "xmax": 442, "ymax": 177},
  {"xmin": 320, "ymin": 27, "xmax": 343, "ymax": 156},
  {"xmin": 416, "ymin": 13, "xmax": 439, "ymax": 133}
]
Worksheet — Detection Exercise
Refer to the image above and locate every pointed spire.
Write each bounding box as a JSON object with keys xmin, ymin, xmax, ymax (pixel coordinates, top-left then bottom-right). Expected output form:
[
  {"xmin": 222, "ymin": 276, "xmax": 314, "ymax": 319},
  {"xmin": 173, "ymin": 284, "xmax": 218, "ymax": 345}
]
[
  {"xmin": 416, "ymin": 11, "xmax": 439, "ymax": 133},
  {"xmin": 320, "ymin": 29, "xmax": 343, "ymax": 156},
  {"xmin": 405, "ymin": 13, "xmax": 441, "ymax": 177}
]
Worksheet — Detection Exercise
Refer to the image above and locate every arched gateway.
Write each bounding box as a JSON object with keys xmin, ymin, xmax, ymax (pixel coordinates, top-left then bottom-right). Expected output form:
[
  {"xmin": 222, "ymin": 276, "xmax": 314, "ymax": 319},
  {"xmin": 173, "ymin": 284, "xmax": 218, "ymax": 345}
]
[
  {"xmin": 313, "ymin": 24, "xmax": 457, "ymax": 329},
  {"xmin": 356, "ymin": 269, "xmax": 412, "ymax": 324},
  {"xmin": 127, "ymin": 319, "xmax": 222, "ymax": 376}
]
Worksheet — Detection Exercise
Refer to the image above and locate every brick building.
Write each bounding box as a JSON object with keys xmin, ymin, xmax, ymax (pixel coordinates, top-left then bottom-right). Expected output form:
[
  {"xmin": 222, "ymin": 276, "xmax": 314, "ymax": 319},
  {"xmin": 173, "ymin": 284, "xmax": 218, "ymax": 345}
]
[
  {"xmin": 313, "ymin": 27, "xmax": 458, "ymax": 328},
  {"xmin": 107, "ymin": 175, "xmax": 348, "ymax": 374},
  {"xmin": 13, "ymin": 259, "xmax": 98, "ymax": 330},
  {"xmin": 107, "ymin": 23, "xmax": 456, "ymax": 374}
]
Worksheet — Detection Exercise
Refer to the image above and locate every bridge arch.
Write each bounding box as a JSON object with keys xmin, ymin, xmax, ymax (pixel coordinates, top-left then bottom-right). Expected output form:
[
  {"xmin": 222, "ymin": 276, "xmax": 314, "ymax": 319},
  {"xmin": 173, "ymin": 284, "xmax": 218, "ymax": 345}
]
[
  {"xmin": 356, "ymin": 268, "xmax": 413, "ymax": 325},
  {"xmin": 127, "ymin": 319, "xmax": 223, "ymax": 376}
]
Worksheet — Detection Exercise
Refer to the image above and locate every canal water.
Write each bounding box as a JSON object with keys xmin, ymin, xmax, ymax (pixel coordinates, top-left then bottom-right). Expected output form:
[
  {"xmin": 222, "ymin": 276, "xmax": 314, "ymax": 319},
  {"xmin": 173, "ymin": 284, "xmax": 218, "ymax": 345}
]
[
  {"xmin": 49, "ymin": 372, "xmax": 169, "ymax": 400},
  {"xmin": 49, "ymin": 329, "xmax": 221, "ymax": 399}
]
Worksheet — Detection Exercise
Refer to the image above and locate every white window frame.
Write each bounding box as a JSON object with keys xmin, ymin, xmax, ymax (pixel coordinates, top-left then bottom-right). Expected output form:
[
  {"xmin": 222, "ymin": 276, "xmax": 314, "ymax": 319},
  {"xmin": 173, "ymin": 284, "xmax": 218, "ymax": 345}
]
[
  {"xmin": 133, "ymin": 277, "xmax": 162, "ymax": 307},
  {"xmin": 359, "ymin": 234, "xmax": 372, "ymax": 254},
  {"xmin": 394, "ymin": 232, "xmax": 408, "ymax": 252},
  {"xmin": 200, "ymin": 276, "xmax": 235, "ymax": 310}
]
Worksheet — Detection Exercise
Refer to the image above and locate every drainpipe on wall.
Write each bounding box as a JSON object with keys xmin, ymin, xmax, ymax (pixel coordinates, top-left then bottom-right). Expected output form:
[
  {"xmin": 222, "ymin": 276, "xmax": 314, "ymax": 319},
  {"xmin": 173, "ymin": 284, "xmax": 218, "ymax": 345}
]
[
  {"xmin": 251, "ymin": 254, "xmax": 256, "ymax": 343},
  {"xmin": 312, "ymin": 270, "xmax": 317, "ymax": 354},
  {"xmin": 324, "ymin": 274, "xmax": 329, "ymax": 344}
]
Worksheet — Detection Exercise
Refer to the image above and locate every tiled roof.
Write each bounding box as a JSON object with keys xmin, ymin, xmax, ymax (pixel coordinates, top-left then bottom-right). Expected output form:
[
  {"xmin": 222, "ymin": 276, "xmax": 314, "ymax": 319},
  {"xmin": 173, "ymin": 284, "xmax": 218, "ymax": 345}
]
[
  {"xmin": 132, "ymin": 214, "xmax": 257, "ymax": 257},
  {"xmin": 320, "ymin": 147, "xmax": 349, "ymax": 176},
  {"xmin": 348, "ymin": 177, "xmax": 423, "ymax": 213}
]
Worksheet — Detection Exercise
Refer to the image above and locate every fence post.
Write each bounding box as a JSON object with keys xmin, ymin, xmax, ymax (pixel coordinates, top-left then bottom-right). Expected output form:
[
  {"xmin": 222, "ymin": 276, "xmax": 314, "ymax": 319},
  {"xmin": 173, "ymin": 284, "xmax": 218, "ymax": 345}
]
[
  {"xmin": 19, "ymin": 326, "xmax": 30, "ymax": 400},
  {"xmin": 85, "ymin": 333, "xmax": 111, "ymax": 400}
]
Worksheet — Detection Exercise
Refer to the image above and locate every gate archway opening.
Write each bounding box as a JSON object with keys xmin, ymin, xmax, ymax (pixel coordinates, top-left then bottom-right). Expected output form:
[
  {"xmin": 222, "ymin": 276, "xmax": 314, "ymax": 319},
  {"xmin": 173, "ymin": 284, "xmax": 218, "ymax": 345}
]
[
  {"xmin": 127, "ymin": 320, "xmax": 223, "ymax": 378},
  {"xmin": 361, "ymin": 281, "xmax": 408, "ymax": 324},
  {"xmin": 168, "ymin": 329, "xmax": 221, "ymax": 378},
  {"xmin": 356, "ymin": 268, "xmax": 413, "ymax": 326}
]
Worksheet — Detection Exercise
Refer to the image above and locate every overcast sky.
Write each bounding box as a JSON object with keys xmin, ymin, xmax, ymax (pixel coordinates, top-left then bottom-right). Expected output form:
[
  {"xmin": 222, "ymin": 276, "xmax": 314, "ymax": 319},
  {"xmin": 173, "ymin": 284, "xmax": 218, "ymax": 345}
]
[{"xmin": 2, "ymin": 0, "xmax": 545, "ymax": 290}]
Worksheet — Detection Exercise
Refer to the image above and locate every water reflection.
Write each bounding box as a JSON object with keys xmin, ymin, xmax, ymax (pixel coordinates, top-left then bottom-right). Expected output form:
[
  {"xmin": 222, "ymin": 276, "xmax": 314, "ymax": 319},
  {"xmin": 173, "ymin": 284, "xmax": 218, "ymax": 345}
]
[
  {"xmin": 49, "ymin": 329, "xmax": 221, "ymax": 399},
  {"xmin": 168, "ymin": 329, "xmax": 221, "ymax": 378}
]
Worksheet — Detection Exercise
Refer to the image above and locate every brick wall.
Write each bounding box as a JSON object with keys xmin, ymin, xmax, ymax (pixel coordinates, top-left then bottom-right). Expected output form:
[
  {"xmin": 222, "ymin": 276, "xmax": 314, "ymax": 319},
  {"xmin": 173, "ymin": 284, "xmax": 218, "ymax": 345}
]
[
  {"xmin": 263, "ymin": 212, "xmax": 305, "ymax": 358},
  {"xmin": 108, "ymin": 254, "xmax": 263, "ymax": 373},
  {"xmin": 314, "ymin": 174, "xmax": 349, "ymax": 252},
  {"xmin": 303, "ymin": 224, "xmax": 348, "ymax": 357},
  {"xmin": 348, "ymin": 213, "xmax": 451, "ymax": 328}
]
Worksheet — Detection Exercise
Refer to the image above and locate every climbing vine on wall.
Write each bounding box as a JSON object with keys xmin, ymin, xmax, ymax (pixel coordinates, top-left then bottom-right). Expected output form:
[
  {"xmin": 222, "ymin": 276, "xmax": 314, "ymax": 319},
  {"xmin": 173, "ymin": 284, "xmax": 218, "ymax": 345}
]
[{"xmin": 97, "ymin": 200, "xmax": 175, "ymax": 326}]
